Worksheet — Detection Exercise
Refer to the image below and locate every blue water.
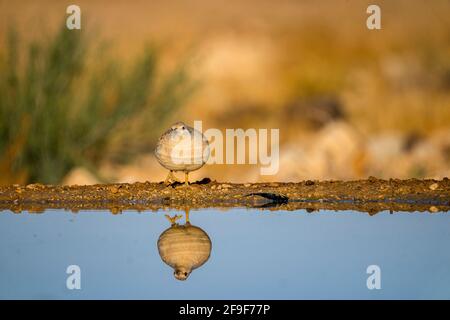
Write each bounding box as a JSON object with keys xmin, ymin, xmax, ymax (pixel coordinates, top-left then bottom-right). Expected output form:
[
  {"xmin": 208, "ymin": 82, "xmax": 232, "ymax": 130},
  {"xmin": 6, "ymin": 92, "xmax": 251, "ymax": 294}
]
[{"xmin": 0, "ymin": 208, "xmax": 449, "ymax": 299}]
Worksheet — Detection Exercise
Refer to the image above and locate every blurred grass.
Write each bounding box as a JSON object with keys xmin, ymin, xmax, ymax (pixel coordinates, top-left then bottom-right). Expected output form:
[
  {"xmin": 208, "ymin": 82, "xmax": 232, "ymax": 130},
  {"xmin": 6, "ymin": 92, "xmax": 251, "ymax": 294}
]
[{"xmin": 0, "ymin": 23, "xmax": 195, "ymax": 185}]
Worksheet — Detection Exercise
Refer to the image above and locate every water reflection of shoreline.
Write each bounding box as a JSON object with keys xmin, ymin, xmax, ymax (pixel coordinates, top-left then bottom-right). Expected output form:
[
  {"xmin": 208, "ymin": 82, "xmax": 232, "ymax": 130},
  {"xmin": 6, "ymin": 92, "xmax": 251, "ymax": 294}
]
[{"xmin": 157, "ymin": 209, "xmax": 212, "ymax": 281}]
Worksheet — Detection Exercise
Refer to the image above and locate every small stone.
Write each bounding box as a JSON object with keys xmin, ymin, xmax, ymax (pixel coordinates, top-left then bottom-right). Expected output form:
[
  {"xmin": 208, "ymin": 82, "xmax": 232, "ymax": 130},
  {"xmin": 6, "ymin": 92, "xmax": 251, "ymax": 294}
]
[
  {"xmin": 305, "ymin": 180, "xmax": 315, "ymax": 186},
  {"xmin": 108, "ymin": 186, "xmax": 119, "ymax": 194},
  {"xmin": 110, "ymin": 207, "xmax": 121, "ymax": 215},
  {"xmin": 429, "ymin": 183, "xmax": 439, "ymax": 191},
  {"xmin": 269, "ymin": 183, "xmax": 279, "ymax": 187},
  {"xmin": 211, "ymin": 185, "xmax": 217, "ymax": 190},
  {"xmin": 25, "ymin": 183, "xmax": 45, "ymax": 190},
  {"xmin": 221, "ymin": 184, "xmax": 232, "ymax": 189},
  {"xmin": 244, "ymin": 183, "xmax": 251, "ymax": 187},
  {"xmin": 429, "ymin": 206, "xmax": 439, "ymax": 213}
]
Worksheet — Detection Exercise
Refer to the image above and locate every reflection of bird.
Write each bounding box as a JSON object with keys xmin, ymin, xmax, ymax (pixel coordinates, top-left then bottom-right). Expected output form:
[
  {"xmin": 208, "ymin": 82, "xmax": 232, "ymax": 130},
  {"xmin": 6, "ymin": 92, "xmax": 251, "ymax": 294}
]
[
  {"xmin": 157, "ymin": 210, "xmax": 212, "ymax": 281},
  {"xmin": 155, "ymin": 122, "xmax": 210, "ymax": 186}
]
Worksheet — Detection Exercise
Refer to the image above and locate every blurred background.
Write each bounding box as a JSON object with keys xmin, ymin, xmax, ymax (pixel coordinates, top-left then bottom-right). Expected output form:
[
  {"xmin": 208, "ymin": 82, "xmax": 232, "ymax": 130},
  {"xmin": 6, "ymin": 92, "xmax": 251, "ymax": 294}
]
[{"xmin": 1, "ymin": 0, "xmax": 449, "ymax": 185}]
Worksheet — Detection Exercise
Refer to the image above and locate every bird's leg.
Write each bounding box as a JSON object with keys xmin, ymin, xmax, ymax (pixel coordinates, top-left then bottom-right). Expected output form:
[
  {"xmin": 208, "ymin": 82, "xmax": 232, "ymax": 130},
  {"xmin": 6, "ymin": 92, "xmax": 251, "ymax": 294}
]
[
  {"xmin": 165, "ymin": 214, "xmax": 182, "ymax": 226},
  {"xmin": 184, "ymin": 172, "xmax": 189, "ymax": 186},
  {"xmin": 184, "ymin": 207, "xmax": 191, "ymax": 225},
  {"xmin": 164, "ymin": 170, "xmax": 179, "ymax": 185},
  {"xmin": 164, "ymin": 171, "xmax": 173, "ymax": 185}
]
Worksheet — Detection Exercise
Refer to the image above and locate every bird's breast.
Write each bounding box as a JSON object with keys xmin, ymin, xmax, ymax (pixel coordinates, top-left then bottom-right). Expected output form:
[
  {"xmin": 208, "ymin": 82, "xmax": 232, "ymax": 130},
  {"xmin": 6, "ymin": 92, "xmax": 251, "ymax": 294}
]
[
  {"xmin": 155, "ymin": 133, "xmax": 210, "ymax": 171},
  {"xmin": 157, "ymin": 225, "xmax": 212, "ymax": 270}
]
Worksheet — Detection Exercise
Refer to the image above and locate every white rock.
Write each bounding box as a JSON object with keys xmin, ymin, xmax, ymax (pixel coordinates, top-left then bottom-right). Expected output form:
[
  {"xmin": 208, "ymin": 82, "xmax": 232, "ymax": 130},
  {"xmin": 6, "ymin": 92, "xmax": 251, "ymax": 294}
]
[{"xmin": 62, "ymin": 167, "xmax": 99, "ymax": 186}]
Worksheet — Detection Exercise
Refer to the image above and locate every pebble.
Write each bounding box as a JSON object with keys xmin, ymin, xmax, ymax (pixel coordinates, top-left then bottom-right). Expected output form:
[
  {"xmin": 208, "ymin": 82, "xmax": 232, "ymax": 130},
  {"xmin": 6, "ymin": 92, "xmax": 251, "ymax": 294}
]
[
  {"xmin": 108, "ymin": 186, "xmax": 119, "ymax": 194},
  {"xmin": 110, "ymin": 207, "xmax": 121, "ymax": 215},
  {"xmin": 429, "ymin": 206, "xmax": 439, "ymax": 213},
  {"xmin": 269, "ymin": 183, "xmax": 279, "ymax": 187},
  {"xmin": 429, "ymin": 183, "xmax": 439, "ymax": 191},
  {"xmin": 25, "ymin": 183, "xmax": 45, "ymax": 190}
]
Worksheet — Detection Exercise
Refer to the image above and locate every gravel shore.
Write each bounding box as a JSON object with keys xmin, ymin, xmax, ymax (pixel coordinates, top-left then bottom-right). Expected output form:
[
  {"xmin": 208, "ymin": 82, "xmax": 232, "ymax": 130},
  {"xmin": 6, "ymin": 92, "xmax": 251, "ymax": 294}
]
[{"xmin": 0, "ymin": 178, "xmax": 449, "ymax": 214}]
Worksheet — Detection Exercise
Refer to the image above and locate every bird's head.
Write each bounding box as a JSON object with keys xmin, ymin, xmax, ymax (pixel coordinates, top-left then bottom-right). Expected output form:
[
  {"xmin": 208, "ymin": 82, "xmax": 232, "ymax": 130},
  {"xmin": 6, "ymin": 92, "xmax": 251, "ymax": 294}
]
[
  {"xmin": 171, "ymin": 122, "xmax": 188, "ymax": 132},
  {"xmin": 173, "ymin": 267, "xmax": 191, "ymax": 281}
]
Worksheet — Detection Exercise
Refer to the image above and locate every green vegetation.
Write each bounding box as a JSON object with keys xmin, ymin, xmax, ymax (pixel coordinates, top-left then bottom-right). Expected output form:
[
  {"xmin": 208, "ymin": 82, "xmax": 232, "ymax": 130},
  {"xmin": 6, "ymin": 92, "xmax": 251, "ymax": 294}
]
[{"xmin": 0, "ymin": 24, "xmax": 194, "ymax": 185}]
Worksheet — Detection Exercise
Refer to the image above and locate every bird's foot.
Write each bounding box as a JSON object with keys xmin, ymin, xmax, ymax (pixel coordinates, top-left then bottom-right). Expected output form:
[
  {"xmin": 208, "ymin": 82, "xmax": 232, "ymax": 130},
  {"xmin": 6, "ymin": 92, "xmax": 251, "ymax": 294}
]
[
  {"xmin": 178, "ymin": 181, "xmax": 190, "ymax": 188},
  {"xmin": 164, "ymin": 171, "xmax": 180, "ymax": 186},
  {"xmin": 183, "ymin": 172, "xmax": 190, "ymax": 187},
  {"xmin": 165, "ymin": 214, "xmax": 182, "ymax": 226}
]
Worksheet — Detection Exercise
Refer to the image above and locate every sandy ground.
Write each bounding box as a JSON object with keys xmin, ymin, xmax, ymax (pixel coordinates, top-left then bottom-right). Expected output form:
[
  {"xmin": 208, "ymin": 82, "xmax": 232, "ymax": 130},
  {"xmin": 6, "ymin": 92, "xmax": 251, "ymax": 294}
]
[{"xmin": 0, "ymin": 178, "xmax": 449, "ymax": 214}]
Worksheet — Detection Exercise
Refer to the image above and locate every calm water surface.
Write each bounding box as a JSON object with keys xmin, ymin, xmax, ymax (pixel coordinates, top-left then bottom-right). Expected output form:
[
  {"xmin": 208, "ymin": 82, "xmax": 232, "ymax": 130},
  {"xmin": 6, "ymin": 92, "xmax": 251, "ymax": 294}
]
[{"xmin": 0, "ymin": 208, "xmax": 449, "ymax": 299}]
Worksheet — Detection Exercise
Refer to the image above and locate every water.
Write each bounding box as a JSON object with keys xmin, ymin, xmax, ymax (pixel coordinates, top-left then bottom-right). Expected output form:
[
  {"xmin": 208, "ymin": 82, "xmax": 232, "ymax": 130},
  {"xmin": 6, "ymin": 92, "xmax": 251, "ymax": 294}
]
[{"xmin": 0, "ymin": 208, "xmax": 449, "ymax": 299}]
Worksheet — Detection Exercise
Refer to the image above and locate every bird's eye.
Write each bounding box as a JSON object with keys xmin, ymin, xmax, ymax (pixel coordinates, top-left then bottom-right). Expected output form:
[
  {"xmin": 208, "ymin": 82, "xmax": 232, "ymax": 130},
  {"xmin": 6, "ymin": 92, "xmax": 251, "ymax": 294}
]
[
  {"xmin": 182, "ymin": 126, "xmax": 185, "ymax": 130},
  {"xmin": 184, "ymin": 272, "xmax": 188, "ymax": 276}
]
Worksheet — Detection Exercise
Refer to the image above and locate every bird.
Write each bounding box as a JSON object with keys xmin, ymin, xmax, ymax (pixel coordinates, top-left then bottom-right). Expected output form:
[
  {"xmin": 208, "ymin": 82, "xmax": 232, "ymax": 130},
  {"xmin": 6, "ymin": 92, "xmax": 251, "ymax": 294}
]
[
  {"xmin": 157, "ymin": 210, "xmax": 212, "ymax": 281},
  {"xmin": 155, "ymin": 122, "xmax": 210, "ymax": 186}
]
